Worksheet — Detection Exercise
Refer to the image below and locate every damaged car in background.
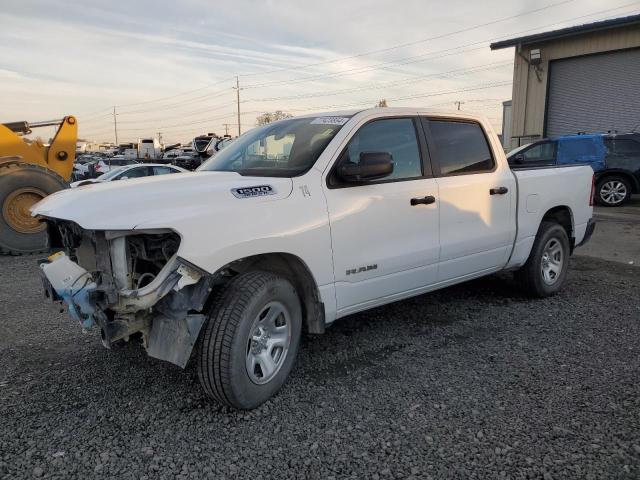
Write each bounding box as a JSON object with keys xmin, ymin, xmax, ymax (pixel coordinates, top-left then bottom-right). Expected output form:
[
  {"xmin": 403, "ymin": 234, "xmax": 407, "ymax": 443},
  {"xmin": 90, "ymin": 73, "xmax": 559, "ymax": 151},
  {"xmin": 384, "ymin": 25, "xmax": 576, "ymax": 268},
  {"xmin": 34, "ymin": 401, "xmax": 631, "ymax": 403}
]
[{"xmin": 33, "ymin": 108, "xmax": 595, "ymax": 410}]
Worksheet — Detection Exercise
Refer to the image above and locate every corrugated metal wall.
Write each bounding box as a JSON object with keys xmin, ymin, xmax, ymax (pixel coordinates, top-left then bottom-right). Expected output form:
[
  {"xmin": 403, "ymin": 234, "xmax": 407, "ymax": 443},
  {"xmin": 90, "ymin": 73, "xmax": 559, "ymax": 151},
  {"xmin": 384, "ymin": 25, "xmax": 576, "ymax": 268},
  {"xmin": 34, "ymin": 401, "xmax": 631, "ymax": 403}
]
[
  {"xmin": 546, "ymin": 48, "xmax": 640, "ymax": 136},
  {"xmin": 507, "ymin": 25, "xmax": 640, "ymax": 149}
]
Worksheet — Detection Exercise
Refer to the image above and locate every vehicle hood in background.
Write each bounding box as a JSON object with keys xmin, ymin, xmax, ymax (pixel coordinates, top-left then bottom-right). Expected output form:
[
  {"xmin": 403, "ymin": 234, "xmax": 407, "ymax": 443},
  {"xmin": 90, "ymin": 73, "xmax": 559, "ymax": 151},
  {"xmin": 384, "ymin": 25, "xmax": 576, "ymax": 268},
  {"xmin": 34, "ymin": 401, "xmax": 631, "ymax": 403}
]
[
  {"xmin": 69, "ymin": 179, "xmax": 100, "ymax": 188},
  {"xmin": 32, "ymin": 172, "xmax": 293, "ymax": 230}
]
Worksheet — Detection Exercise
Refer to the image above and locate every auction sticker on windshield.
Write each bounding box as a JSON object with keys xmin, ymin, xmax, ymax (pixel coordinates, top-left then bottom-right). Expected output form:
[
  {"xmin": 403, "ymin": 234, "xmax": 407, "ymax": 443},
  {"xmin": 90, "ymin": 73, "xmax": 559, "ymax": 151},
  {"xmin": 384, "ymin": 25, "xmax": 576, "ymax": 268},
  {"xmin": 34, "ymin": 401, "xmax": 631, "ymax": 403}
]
[
  {"xmin": 231, "ymin": 185, "xmax": 276, "ymax": 198},
  {"xmin": 310, "ymin": 117, "xmax": 350, "ymax": 125}
]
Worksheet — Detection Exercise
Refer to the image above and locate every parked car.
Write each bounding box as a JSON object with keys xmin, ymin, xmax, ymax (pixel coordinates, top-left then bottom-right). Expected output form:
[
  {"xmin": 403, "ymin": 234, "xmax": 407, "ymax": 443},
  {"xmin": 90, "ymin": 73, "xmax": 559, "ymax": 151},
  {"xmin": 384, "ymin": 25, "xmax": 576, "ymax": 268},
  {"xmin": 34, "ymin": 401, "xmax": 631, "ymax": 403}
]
[
  {"xmin": 72, "ymin": 153, "xmax": 114, "ymax": 180},
  {"xmin": 70, "ymin": 163, "xmax": 187, "ymax": 187},
  {"xmin": 172, "ymin": 152, "xmax": 201, "ymax": 170},
  {"xmin": 72, "ymin": 156, "xmax": 98, "ymax": 180},
  {"xmin": 35, "ymin": 109, "xmax": 594, "ymax": 410},
  {"xmin": 508, "ymin": 133, "xmax": 640, "ymax": 206},
  {"xmin": 161, "ymin": 149, "xmax": 181, "ymax": 163},
  {"xmin": 93, "ymin": 158, "xmax": 139, "ymax": 176}
]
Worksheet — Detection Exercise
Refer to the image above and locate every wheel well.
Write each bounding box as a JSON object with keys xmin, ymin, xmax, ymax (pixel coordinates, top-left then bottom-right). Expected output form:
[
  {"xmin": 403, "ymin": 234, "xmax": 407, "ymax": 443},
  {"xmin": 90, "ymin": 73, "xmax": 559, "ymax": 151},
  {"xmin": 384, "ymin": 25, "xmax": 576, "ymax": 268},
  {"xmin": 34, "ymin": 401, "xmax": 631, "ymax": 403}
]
[
  {"xmin": 215, "ymin": 253, "xmax": 325, "ymax": 334},
  {"xmin": 596, "ymin": 171, "xmax": 639, "ymax": 193},
  {"xmin": 541, "ymin": 206, "xmax": 573, "ymax": 247}
]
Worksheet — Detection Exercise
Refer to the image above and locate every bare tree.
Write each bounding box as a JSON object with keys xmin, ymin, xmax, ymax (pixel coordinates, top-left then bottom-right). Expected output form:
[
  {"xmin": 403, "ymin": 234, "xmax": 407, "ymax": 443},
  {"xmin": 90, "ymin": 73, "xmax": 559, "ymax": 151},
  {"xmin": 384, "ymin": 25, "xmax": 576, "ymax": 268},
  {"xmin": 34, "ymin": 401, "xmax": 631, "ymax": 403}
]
[
  {"xmin": 376, "ymin": 99, "xmax": 388, "ymax": 107},
  {"xmin": 256, "ymin": 111, "xmax": 293, "ymax": 126}
]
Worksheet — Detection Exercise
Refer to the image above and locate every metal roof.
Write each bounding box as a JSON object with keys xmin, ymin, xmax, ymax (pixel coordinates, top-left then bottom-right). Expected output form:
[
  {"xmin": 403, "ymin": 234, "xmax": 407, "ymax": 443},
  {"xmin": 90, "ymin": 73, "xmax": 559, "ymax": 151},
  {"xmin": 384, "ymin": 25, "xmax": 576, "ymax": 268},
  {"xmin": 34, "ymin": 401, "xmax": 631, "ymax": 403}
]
[{"xmin": 490, "ymin": 13, "xmax": 640, "ymax": 50}]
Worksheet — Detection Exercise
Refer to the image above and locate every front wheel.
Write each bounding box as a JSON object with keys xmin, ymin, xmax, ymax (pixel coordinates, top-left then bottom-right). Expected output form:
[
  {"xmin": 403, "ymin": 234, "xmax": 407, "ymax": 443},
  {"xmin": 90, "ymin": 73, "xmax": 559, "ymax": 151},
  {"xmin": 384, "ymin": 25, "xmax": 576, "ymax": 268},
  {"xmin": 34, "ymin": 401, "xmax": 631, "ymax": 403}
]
[
  {"xmin": 515, "ymin": 221, "xmax": 570, "ymax": 298},
  {"xmin": 197, "ymin": 271, "xmax": 302, "ymax": 409},
  {"xmin": 596, "ymin": 176, "xmax": 631, "ymax": 207}
]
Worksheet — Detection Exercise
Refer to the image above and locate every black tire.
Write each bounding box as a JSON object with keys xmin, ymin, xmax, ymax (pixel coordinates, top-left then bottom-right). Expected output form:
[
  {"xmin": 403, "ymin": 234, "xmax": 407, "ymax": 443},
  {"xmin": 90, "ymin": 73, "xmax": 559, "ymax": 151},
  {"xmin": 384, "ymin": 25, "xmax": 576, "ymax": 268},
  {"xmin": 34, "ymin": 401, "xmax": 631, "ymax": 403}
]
[
  {"xmin": 197, "ymin": 271, "xmax": 302, "ymax": 409},
  {"xmin": 514, "ymin": 221, "xmax": 570, "ymax": 298},
  {"xmin": 596, "ymin": 175, "xmax": 631, "ymax": 207},
  {"xmin": 0, "ymin": 162, "xmax": 68, "ymax": 255}
]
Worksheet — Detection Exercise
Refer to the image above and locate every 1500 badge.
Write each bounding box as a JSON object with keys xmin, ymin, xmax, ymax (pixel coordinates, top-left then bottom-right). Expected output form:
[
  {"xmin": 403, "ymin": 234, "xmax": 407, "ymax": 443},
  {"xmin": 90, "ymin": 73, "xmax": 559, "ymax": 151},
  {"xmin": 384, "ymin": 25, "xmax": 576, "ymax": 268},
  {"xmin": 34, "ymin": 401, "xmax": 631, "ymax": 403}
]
[{"xmin": 231, "ymin": 185, "xmax": 275, "ymax": 198}]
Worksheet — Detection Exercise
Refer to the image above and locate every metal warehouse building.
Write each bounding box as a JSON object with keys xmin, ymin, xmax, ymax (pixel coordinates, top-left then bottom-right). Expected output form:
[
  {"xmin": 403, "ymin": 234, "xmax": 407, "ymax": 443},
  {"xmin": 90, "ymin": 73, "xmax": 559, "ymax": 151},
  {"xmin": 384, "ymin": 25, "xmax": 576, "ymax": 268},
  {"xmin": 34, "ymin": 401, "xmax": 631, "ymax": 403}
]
[{"xmin": 492, "ymin": 14, "xmax": 640, "ymax": 151}]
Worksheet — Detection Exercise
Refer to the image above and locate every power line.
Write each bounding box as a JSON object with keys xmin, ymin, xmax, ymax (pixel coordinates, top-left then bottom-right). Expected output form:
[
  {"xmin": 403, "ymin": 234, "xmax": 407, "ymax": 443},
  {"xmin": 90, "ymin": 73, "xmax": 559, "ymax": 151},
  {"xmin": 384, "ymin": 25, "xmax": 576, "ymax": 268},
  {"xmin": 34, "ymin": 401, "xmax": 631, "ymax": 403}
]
[
  {"xmin": 258, "ymin": 81, "xmax": 512, "ymax": 113},
  {"xmin": 234, "ymin": 76, "xmax": 242, "ymax": 136},
  {"xmin": 114, "ymin": 76, "xmax": 236, "ymax": 108},
  {"xmin": 74, "ymin": 1, "xmax": 638, "ymax": 126},
  {"xmin": 244, "ymin": 61, "xmax": 513, "ymax": 103},
  {"xmin": 74, "ymin": 2, "xmax": 639, "ymax": 141},
  {"xmin": 242, "ymin": 2, "xmax": 640, "ymax": 89},
  {"xmin": 109, "ymin": 110, "xmax": 262, "ymax": 132},
  {"xmin": 237, "ymin": 0, "xmax": 576, "ymax": 77},
  {"xmin": 80, "ymin": 63, "xmax": 511, "ymax": 133},
  {"xmin": 116, "ymin": 87, "xmax": 233, "ymax": 115},
  {"xmin": 112, "ymin": 106, "xmax": 118, "ymax": 144},
  {"xmin": 115, "ymin": 101, "xmax": 237, "ymax": 125}
]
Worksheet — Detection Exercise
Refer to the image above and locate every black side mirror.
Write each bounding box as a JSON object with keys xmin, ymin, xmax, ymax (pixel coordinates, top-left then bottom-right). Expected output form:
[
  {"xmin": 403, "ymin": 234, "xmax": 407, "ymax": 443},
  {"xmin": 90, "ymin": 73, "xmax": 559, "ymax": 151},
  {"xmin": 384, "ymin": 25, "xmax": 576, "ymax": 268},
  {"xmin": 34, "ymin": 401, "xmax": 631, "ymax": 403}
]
[
  {"xmin": 338, "ymin": 152, "xmax": 394, "ymax": 182},
  {"xmin": 512, "ymin": 153, "xmax": 525, "ymax": 164}
]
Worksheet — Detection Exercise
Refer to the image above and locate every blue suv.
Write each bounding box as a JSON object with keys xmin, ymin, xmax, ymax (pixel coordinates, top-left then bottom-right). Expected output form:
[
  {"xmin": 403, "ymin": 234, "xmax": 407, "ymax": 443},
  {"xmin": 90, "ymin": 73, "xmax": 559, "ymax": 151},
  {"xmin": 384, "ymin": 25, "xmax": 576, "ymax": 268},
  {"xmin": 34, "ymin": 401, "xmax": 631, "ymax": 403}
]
[{"xmin": 508, "ymin": 133, "xmax": 640, "ymax": 207}]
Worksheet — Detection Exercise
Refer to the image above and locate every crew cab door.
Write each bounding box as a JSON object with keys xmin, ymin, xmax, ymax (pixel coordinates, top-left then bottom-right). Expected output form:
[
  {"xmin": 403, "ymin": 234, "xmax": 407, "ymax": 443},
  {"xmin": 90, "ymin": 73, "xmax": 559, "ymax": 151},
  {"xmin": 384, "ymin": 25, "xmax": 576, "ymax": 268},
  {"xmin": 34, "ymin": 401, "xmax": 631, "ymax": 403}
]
[
  {"xmin": 323, "ymin": 116, "xmax": 440, "ymax": 315},
  {"xmin": 422, "ymin": 117, "xmax": 516, "ymax": 281}
]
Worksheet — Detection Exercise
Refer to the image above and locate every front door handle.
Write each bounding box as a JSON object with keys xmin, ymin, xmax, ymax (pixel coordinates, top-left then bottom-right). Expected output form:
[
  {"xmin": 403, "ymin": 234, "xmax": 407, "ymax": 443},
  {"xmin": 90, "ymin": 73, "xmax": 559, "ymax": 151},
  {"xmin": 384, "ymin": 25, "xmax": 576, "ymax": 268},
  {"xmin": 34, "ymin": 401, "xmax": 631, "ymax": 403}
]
[
  {"xmin": 490, "ymin": 186, "xmax": 509, "ymax": 195},
  {"xmin": 410, "ymin": 195, "xmax": 436, "ymax": 206}
]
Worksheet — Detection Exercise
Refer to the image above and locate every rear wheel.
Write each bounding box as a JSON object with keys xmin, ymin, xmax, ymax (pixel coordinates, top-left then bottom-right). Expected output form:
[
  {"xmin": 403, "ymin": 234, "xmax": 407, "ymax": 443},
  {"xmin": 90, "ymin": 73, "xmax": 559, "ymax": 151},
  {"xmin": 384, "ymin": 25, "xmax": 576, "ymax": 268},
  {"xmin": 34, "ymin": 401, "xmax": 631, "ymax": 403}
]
[
  {"xmin": 596, "ymin": 175, "xmax": 631, "ymax": 207},
  {"xmin": 0, "ymin": 162, "xmax": 67, "ymax": 255},
  {"xmin": 515, "ymin": 221, "xmax": 570, "ymax": 298},
  {"xmin": 197, "ymin": 271, "xmax": 302, "ymax": 409}
]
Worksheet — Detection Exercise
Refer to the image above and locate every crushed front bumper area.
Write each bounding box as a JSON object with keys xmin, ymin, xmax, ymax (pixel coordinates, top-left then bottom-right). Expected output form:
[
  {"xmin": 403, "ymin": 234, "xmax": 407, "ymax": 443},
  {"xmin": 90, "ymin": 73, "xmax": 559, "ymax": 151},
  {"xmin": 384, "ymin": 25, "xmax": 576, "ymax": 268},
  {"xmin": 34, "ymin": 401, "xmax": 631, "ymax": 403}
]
[{"xmin": 39, "ymin": 225, "xmax": 219, "ymax": 368}]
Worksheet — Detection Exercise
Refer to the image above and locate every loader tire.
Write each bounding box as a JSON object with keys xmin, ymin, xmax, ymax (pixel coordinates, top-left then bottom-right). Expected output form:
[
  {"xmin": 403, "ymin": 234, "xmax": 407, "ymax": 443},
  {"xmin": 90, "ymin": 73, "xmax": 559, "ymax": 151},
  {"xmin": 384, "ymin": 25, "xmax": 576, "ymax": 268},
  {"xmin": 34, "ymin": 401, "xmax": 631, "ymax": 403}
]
[
  {"xmin": 0, "ymin": 162, "xmax": 67, "ymax": 255},
  {"xmin": 197, "ymin": 271, "xmax": 302, "ymax": 410},
  {"xmin": 514, "ymin": 221, "xmax": 570, "ymax": 298}
]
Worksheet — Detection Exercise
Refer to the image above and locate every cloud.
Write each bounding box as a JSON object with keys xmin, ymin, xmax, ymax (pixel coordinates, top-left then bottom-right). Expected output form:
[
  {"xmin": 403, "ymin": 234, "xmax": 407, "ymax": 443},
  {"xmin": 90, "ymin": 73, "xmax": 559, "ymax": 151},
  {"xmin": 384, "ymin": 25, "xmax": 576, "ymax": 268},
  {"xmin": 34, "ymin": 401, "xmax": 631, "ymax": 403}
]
[{"xmin": 2, "ymin": 0, "xmax": 630, "ymax": 142}]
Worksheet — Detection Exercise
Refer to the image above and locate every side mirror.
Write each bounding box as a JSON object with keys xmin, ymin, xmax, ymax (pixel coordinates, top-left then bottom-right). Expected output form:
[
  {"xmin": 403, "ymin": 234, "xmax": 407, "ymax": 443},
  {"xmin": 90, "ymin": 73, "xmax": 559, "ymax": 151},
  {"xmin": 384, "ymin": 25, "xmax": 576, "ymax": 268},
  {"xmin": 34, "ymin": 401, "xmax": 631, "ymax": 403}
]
[
  {"xmin": 512, "ymin": 153, "xmax": 525, "ymax": 164},
  {"xmin": 338, "ymin": 152, "xmax": 394, "ymax": 182}
]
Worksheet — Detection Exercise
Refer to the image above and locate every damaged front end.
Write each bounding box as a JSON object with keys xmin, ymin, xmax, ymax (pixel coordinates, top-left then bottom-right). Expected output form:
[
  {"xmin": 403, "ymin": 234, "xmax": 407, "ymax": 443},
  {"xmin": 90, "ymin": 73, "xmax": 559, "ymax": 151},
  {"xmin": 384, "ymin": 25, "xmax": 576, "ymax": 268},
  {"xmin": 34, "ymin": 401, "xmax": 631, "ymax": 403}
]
[{"xmin": 39, "ymin": 221, "xmax": 219, "ymax": 367}]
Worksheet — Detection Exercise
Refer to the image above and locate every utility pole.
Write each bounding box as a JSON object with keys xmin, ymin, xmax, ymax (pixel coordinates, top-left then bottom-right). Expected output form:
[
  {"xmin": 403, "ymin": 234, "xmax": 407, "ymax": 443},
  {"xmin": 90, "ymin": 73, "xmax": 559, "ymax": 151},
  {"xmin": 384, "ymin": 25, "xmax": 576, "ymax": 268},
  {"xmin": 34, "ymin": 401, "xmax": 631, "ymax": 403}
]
[
  {"xmin": 234, "ymin": 76, "xmax": 241, "ymax": 137},
  {"xmin": 157, "ymin": 132, "xmax": 162, "ymax": 144},
  {"xmin": 454, "ymin": 101, "xmax": 465, "ymax": 111},
  {"xmin": 112, "ymin": 106, "xmax": 118, "ymax": 144},
  {"xmin": 223, "ymin": 123, "xmax": 230, "ymax": 136}
]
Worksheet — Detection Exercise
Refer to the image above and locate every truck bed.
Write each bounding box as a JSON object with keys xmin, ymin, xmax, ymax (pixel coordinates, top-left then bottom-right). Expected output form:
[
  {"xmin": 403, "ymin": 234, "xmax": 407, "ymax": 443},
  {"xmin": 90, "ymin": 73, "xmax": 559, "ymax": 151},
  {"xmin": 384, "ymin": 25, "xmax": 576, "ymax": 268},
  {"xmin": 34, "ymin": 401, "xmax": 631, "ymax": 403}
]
[{"xmin": 506, "ymin": 164, "xmax": 594, "ymax": 269}]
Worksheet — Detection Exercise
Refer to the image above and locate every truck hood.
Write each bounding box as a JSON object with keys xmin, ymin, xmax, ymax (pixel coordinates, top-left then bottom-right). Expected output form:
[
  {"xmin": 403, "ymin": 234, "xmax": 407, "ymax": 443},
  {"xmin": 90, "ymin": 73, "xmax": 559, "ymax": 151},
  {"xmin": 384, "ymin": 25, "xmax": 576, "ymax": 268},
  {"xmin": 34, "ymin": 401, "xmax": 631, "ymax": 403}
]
[{"xmin": 32, "ymin": 171, "xmax": 293, "ymax": 230}]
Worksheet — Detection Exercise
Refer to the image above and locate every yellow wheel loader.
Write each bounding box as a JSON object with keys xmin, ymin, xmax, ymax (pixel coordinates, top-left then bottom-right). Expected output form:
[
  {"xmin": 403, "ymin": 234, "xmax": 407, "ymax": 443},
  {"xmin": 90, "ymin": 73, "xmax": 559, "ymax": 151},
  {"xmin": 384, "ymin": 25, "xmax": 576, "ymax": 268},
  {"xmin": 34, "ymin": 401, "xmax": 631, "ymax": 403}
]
[{"xmin": 0, "ymin": 116, "xmax": 77, "ymax": 254}]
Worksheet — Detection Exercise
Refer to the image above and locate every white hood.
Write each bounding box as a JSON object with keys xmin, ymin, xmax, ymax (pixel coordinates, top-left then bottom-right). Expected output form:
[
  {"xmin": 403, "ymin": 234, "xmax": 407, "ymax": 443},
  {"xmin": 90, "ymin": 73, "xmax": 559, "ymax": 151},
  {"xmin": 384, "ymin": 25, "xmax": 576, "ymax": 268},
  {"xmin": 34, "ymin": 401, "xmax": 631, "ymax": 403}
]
[{"xmin": 32, "ymin": 171, "xmax": 293, "ymax": 230}]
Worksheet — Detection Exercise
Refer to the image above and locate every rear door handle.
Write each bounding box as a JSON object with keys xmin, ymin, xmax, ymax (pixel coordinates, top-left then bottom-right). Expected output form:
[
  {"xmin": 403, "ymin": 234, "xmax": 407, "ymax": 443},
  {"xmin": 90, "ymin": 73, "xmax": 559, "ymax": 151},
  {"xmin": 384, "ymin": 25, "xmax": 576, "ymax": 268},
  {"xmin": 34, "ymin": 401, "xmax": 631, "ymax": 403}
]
[
  {"xmin": 410, "ymin": 195, "xmax": 436, "ymax": 206},
  {"xmin": 490, "ymin": 187, "xmax": 509, "ymax": 195}
]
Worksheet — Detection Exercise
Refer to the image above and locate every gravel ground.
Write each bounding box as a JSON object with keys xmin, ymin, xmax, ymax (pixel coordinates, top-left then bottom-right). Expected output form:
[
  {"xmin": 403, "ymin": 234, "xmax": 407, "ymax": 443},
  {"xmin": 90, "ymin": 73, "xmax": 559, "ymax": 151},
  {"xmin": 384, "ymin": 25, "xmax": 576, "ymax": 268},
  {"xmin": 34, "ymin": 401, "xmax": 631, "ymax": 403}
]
[{"xmin": 1, "ymin": 254, "xmax": 639, "ymax": 479}]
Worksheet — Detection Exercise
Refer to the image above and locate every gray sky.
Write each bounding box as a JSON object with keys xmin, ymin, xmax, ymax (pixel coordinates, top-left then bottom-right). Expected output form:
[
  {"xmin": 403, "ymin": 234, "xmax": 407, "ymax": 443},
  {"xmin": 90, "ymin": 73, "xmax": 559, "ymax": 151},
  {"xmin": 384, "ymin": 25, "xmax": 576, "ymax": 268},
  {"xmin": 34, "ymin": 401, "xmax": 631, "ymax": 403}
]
[{"xmin": 2, "ymin": 0, "xmax": 637, "ymax": 143}]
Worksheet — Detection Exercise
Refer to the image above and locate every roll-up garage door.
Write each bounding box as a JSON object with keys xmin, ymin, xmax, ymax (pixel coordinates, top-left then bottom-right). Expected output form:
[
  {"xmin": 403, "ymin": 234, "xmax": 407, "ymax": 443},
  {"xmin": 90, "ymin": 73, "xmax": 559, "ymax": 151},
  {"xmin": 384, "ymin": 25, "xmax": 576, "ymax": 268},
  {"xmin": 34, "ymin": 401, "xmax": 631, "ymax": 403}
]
[{"xmin": 545, "ymin": 48, "xmax": 640, "ymax": 137}]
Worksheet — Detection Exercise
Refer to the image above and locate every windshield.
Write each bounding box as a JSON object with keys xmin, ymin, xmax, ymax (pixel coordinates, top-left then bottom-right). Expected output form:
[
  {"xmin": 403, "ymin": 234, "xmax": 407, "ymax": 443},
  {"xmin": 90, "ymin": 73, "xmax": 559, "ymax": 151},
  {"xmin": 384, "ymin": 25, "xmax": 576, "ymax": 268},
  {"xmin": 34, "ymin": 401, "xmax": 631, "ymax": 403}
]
[
  {"xmin": 98, "ymin": 166, "xmax": 128, "ymax": 180},
  {"xmin": 198, "ymin": 116, "xmax": 351, "ymax": 177},
  {"xmin": 194, "ymin": 138, "xmax": 211, "ymax": 151}
]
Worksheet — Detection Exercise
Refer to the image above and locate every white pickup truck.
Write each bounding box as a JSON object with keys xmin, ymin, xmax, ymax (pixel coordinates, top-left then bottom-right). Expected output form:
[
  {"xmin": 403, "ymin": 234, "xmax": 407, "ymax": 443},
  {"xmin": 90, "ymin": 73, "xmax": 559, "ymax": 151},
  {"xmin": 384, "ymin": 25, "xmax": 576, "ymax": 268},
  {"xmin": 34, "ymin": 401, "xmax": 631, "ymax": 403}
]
[{"xmin": 33, "ymin": 108, "xmax": 595, "ymax": 409}]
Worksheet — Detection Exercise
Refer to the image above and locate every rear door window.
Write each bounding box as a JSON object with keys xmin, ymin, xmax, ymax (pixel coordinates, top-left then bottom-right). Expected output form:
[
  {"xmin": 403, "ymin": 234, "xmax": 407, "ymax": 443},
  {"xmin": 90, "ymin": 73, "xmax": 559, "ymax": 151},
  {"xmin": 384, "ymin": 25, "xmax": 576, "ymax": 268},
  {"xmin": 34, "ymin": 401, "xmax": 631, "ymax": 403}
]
[
  {"xmin": 118, "ymin": 167, "xmax": 149, "ymax": 179},
  {"xmin": 606, "ymin": 139, "xmax": 640, "ymax": 157},
  {"xmin": 153, "ymin": 166, "xmax": 176, "ymax": 175},
  {"xmin": 426, "ymin": 120, "xmax": 494, "ymax": 176}
]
